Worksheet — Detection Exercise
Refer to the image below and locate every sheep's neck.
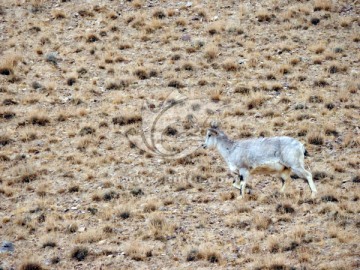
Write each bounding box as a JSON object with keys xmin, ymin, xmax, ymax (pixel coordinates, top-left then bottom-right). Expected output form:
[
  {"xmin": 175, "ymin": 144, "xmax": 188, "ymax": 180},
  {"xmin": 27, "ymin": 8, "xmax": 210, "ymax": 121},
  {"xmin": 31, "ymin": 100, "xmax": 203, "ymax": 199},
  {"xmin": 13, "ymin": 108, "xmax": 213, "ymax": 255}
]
[{"xmin": 216, "ymin": 136, "xmax": 234, "ymax": 160}]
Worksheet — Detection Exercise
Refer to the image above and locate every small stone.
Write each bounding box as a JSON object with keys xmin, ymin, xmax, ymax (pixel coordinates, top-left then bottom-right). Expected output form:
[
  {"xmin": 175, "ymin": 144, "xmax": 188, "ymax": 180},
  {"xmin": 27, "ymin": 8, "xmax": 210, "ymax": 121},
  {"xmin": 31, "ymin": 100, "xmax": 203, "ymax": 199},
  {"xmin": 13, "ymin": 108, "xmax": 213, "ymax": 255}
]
[
  {"xmin": 186, "ymin": 2, "xmax": 192, "ymax": 7},
  {"xmin": 294, "ymin": 103, "xmax": 306, "ymax": 110},
  {"xmin": 131, "ymin": 187, "xmax": 144, "ymax": 197},
  {"xmin": 36, "ymin": 140, "xmax": 45, "ymax": 147},
  {"xmin": 45, "ymin": 52, "xmax": 59, "ymax": 65},
  {"xmin": 79, "ymin": 127, "xmax": 95, "ymax": 136},
  {"xmin": 181, "ymin": 34, "xmax": 191, "ymax": 41},
  {"xmin": 352, "ymin": 175, "xmax": 360, "ymax": 183},
  {"xmin": 32, "ymin": 81, "xmax": 43, "ymax": 90},
  {"xmin": 311, "ymin": 18, "xmax": 320, "ymax": 25},
  {"xmin": 0, "ymin": 241, "xmax": 14, "ymax": 253},
  {"xmin": 0, "ymin": 68, "xmax": 11, "ymax": 75}
]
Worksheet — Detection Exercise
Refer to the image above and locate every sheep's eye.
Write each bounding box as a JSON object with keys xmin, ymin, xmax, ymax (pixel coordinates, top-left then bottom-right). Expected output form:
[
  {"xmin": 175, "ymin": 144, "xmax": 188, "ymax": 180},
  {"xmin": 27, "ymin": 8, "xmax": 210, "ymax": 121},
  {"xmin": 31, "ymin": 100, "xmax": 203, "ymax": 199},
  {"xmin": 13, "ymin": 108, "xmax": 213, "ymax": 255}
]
[{"xmin": 208, "ymin": 134, "xmax": 212, "ymax": 138}]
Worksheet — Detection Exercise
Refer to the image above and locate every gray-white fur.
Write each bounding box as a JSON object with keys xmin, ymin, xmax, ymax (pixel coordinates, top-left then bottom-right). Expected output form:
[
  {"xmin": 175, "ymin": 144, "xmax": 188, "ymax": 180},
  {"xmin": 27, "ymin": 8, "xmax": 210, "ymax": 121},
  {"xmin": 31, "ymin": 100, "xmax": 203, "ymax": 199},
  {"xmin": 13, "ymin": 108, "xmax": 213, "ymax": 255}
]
[{"xmin": 202, "ymin": 125, "xmax": 318, "ymax": 198}]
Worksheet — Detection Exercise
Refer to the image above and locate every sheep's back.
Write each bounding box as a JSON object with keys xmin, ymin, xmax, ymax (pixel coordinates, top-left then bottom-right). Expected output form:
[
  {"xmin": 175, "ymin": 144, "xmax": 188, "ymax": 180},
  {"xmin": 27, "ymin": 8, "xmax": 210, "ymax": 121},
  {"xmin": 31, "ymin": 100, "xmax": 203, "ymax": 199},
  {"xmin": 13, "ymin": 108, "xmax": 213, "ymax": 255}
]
[{"xmin": 231, "ymin": 137, "xmax": 303, "ymax": 168}]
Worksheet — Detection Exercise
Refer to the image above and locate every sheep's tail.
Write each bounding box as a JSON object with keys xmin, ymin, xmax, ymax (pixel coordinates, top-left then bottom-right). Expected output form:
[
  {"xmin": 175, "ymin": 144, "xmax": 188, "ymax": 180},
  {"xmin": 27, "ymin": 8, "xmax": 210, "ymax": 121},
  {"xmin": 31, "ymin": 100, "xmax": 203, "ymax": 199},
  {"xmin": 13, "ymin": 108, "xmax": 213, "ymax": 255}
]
[{"xmin": 304, "ymin": 149, "xmax": 309, "ymax": 157}]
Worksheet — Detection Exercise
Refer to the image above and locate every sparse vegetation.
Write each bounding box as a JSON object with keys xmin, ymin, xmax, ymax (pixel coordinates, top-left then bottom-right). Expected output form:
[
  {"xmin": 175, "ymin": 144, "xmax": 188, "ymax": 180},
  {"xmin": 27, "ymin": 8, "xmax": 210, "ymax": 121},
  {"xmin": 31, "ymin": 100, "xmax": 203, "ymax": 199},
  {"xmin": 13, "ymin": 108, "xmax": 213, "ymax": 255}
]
[
  {"xmin": 19, "ymin": 262, "xmax": 44, "ymax": 270},
  {"xmin": 307, "ymin": 132, "xmax": 325, "ymax": 145},
  {"xmin": 0, "ymin": 0, "xmax": 358, "ymax": 268},
  {"xmin": 210, "ymin": 89, "xmax": 221, "ymax": 102},
  {"xmin": 71, "ymin": 246, "xmax": 88, "ymax": 261},
  {"xmin": 124, "ymin": 241, "xmax": 152, "ymax": 261},
  {"xmin": 0, "ymin": 54, "xmax": 21, "ymax": 76},
  {"xmin": 246, "ymin": 92, "xmax": 266, "ymax": 109},
  {"xmin": 29, "ymin": 111, "xmax": 50, "ymax": 126},
  {"xmin": 204, "ymin": 44, "xmax": 218, "ymax": 61},
  {"xmin": 112, "ymin": 114, "xmax": 141, "ymax": 126},
  {"xmin": 222, "ymin": 59, "xmax": 239, "ymax": 72},
  {"xmin": 167, "ymin": 79, "xmax": 184, "ymax": 88},
  {"xmin": 0, "ymin": 133, "xmax": 13, "ymax": 146},
  {"xmin": 256, "ymin": 9, "xmax": 273, "ymax": 22}
]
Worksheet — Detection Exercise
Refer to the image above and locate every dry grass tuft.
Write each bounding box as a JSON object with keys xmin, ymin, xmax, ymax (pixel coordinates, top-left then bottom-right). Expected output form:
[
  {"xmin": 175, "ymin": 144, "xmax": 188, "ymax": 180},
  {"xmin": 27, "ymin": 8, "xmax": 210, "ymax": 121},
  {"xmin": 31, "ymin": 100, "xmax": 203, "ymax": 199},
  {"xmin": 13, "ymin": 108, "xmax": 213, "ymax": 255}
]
[
  {"xmin": 112, "ymin": 114, "xmax": 141, "ymax": 126},
  {"xmin": 17, "ymin": 166, "xmax": 38, "ymax": 183},
  {"xmin": 186, "ymin": 244, "xmax": 222, "ymax": 263},
  {"xmin": 207, "ymin": 21, "xmax": 224, "ymax": 35},
  {"xmin": 267, "ymin": 236, "xmax": 281, "ymax": 253},
  {"xmin": 116, "ymin": 205, "xmax": 131, "ymax": 219},
  {"xmin": 276, "ymin": 203, "xmax": 295, "ymax": 214},
  {"xmin": 256, "ymin": 9, "xmax": 273, "ymax": 22},
  {"xmin": 210, "ymin": 89, "xmax": 221, "ymax": 102},
  {"xmin": 324, "ymin": 124, "xmax": 338, "ymax": 136},
  {"xmin": 204, "ymin": 44, "xmax": 219, "ymax": 61},
  {"xmin": 343, "ymin": 133, "xmax": 360, "ymax": 148},
  {"xmin": 75, "ymin": 228, "xmax": 105, "ymax": 243},
  {"xmin": 86, "ymin": 33, "xmax": 99, "ymax": 43},
  {"xmin": 168, "ymin": 79, "xmax": 184, "ymax": 88},
  {"xmin": 174, "ymin": 180, "xmax": 193, "ymax": 192},
  {"xmin": 253, "ymin": 214, "xmax": 272, "ymax": 230},
  {"xmin": 133, "ymin": 67, "xmax": 149, "ymax": 80},
  {"xmin": 234, "ymin": 84, "xmax": 250, "ymax": 95},
  {"xmin": 307, "ymin": 131, "xmax": 324, "ymax": 145},
  {"xmin": 29, "ymin": 111, "xmax": 50, "ymax": 126},
  {"xmin": 246, "ymin": 92, "xmax": 267, "ymax": 110},
  {"xmin": 182, "ymin": 61, "xmax": 195, "ymax": 71},
  {"xmin": 313, "ymin": 0, "xmax": 333, "ymax": 12},
  {"xmin": 0, "ymin": 0, "xmax": 358, "ymax": 268},
  {"xmin": 71, "ymin": 246, "xmax": 89, "ymax": 261},
  {"xmin": 0, "ymin": 133, "xmax": 13, "ymax": 146},
  {"xmin": 52, "ymin": 8, "xmax": 66, "ymax": 19},
  {"xmin": 222, "ymin": 59, "xmax": 239, "ymax": 72},
  {"xmin": 313, "ymin": 78, "xmax": 329, "ymax": 87},
  {"xmin": 106, "ymin": 77, "xmax": 133, "ymax": 90},
  {"xmin": 125, "ymin": 241, "xmax": 152, "ymax": 261},
  {"xmin": 308, "ymin": 94, "xmax": 324, "ymax": 103},
  {"xmin": 147, "ymin": 212, "xmax": 175, "ymax": 241},
  {"xmin": 19, "ymin": 262, "xmax": 44, "ymax": 270},
  {"xmin": 0, "ymin": 54, "xmax": 21, "ymax": 76},
  {"xmin": 143, "ymin": 198, "xmax": 161, "ymax": 213}
]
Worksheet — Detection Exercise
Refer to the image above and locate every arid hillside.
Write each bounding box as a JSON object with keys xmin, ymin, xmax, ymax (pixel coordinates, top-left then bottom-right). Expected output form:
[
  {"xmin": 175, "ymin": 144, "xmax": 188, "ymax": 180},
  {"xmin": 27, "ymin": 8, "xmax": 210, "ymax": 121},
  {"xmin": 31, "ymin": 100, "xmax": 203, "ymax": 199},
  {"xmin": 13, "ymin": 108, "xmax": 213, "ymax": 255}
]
[{"xmin": 0, "ymin": 0, "xmax": 359, "ymax": 269}]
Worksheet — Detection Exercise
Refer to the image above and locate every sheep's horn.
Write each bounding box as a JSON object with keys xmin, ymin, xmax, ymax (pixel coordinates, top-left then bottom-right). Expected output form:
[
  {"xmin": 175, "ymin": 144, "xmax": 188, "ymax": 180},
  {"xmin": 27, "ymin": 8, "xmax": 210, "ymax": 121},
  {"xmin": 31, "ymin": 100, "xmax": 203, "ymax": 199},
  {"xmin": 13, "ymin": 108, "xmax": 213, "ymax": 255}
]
[{"xmin": 210, "ymin": 120, "xmax": 219, "ymax": 129}]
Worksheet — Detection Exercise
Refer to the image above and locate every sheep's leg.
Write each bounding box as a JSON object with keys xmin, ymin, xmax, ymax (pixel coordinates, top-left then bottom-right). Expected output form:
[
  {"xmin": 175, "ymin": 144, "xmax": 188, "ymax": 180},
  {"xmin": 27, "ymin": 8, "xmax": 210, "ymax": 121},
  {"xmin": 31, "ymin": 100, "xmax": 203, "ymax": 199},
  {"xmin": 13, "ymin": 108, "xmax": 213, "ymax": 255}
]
[
  {"xmin": 292, "ymin": 166, "xmax": 318, "ymax": 196},
  {"xmin": 232, "ymin": 173, "xmax": 242, "ymax": 190},
  {"xmin": 280, "ymin": 169, "xmax": 291, "ymax": 193},
  {"xmin": 238, "ymin": 169, "xmax": 250, "ymax": 199}
]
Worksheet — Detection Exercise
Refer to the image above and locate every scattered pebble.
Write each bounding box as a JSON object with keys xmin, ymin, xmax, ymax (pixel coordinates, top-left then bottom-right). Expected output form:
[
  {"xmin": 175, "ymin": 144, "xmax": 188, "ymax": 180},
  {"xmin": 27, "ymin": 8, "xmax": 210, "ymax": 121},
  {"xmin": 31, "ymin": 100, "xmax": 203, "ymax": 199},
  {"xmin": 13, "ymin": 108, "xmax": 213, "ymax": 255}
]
[
  {"xmin": 0, "ymin": 241, "xmax": 14, "ymax": 253},
  {"xmin": 311, "ymin": 18, "xmax": 320, "ymax": 25},
  {"xmin": 181, "ymin": 34, "xmax": 191, "ymax": 41},
  {"xmin": 45, "ymin": 52, "xmax": 59, "ymax": 65}
]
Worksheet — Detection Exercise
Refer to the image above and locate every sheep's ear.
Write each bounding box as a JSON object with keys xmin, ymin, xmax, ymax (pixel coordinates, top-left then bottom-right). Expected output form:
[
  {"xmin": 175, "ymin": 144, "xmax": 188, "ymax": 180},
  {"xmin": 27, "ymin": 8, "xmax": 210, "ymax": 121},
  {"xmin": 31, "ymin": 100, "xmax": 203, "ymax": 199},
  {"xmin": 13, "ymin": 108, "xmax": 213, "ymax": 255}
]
[{"xmin": 210, "ymin": 120, "xmax": 219, "ymax": 129}]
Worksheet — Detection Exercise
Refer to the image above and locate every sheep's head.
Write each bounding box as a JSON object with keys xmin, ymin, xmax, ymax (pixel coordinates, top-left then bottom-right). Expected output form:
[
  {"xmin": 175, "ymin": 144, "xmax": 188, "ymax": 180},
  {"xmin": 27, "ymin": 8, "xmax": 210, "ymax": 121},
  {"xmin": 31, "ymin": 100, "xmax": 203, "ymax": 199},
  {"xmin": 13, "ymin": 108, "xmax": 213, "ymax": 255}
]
[{"xmin": 202, "ymin": 127, "xmax": 220, "ymax": 149}]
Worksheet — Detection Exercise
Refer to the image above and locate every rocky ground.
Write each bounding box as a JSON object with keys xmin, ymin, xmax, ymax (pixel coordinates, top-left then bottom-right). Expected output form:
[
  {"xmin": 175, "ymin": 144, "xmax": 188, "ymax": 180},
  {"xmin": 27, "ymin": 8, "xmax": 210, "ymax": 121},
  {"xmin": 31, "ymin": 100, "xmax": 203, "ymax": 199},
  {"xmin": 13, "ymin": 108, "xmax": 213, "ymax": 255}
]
[{"xmin": 0, "ymin": 0, "xmax": 359, "ymax": 269}]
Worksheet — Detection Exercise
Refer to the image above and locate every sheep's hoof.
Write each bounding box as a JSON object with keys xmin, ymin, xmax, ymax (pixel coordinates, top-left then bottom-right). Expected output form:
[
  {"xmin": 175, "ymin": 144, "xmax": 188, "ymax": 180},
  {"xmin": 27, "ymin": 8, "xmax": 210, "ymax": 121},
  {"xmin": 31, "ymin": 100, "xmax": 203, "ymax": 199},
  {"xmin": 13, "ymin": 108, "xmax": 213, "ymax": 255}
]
[
  {"xmin": 236, "ymin": 195, "xmax": 244, "ymax": 200},
  {"xmin": 311, "ymin": 192, "xmax": 317, "ymax": 198},
  {"xmin": 232, "ymin": 181, "xmax": 241, "ymax": 190}
]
